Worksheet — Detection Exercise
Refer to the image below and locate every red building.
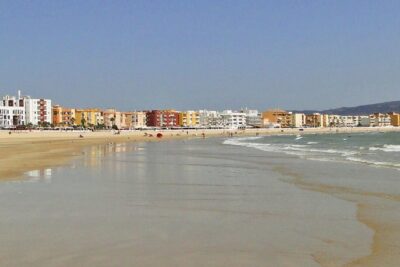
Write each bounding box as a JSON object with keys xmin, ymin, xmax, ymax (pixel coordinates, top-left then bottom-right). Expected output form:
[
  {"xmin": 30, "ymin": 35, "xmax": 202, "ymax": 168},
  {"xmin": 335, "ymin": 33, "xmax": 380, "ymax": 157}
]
[{"xmin": 146, "ymin": 110, "xmax": 180, "ymax": 127}]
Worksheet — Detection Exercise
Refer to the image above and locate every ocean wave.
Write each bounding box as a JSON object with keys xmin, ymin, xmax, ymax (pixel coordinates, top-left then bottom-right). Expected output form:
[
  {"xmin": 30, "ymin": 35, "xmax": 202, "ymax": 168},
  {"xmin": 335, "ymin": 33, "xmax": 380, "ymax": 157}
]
[
  {"xmin": 346, "ymin": 157, "xmax": 400, "ymax": 169},
  {"xmin": 223, "ymin": 138, "xmax": 357, "ymax": 157},
  {"xmin": 223, "ymin": 137, "xmax": 399, "ymax": 170},
  {"xmin": 369, "ymin": 145, "xmax": 400, "ymax": 152}
]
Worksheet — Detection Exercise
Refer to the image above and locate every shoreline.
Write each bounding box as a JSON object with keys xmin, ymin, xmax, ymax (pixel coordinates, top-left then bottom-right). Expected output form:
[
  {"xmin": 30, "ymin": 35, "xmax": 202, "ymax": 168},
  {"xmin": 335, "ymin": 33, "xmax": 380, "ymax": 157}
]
[{"xmin": 1, "ymin": 126, "xmax": 400, "ymax": 178}]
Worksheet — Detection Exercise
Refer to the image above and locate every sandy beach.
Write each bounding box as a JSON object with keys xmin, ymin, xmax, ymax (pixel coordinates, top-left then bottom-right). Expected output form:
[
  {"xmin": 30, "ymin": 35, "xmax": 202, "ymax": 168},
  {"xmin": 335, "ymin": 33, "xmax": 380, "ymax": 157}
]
[
  {"xmin": 1, "ymin": 127, "xmax": 400, "ymax": 267},
  {"xmin": 1, "ymin": 126, "xmax": 399, "ymax": 180}
]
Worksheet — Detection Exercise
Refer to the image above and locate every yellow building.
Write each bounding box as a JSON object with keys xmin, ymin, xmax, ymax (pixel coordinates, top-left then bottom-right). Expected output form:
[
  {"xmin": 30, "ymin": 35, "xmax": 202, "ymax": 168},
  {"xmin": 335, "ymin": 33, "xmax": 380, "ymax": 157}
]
[
  {"xmin": 179, "ymin": 111, "xmax": 200, "ymax": 127},
  {"xmin": 389, "ymin": 112, "xmax": 400, "ymax": 127},
  {"xmin": 75, "ymin": 109, "xmax": 104, "ymax": 127}
]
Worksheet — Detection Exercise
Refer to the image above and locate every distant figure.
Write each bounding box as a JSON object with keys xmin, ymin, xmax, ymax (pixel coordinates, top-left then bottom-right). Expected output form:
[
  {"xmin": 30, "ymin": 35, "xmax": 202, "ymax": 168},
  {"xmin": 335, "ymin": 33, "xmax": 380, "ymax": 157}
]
[
  {"xmin": 202, "ymin": 133, "xmax": 205, "ymax": 139},
  {"xmin": 157, "ymin": 133, "xmax": 163, "ymax": 138},
  {"xmin": 79, "ymin": 135, "xmax": 84, "ymax": 138},
  {"xmin": 8, "ymin": 131, "xmax": 11, "ymax": 135}
]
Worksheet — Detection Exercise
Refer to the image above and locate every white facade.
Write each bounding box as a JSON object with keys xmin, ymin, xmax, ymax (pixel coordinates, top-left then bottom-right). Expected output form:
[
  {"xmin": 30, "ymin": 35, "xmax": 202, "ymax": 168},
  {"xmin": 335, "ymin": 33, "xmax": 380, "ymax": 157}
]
[
  {"xmin": 337, "ymin": 116, "xmax": 358, "ymax": 127},
  {"xmin": 24, "ymin": 97, "xmax": 52, "ymax": 125},
  {"xmin": 0, "ymin": 91, "xmax": 52, "ymax": 127},
  {"xmin": 220, "ymin": 110, "xmax": 246, "ymax": 129},
  {"xmin": 369, "ymin": 113, "xmax": 391, "ymax": 127},
  {"xmin": 359, "ymin": 116, "xmax": 370, "ymax": 127},
  {"xmin": 199, "ymin": 110, "xmax": 222, "ymax": 127},
  {"xmin": 242, "ymin": 109, "xmax": 261, "ymax": 127},
  {"xmin": 291, "ymin": 113, "xmax": 305, "ymax": 128},
  {"xmin": 131, "ymin": 111, "xmax": 147, "ymax": 128},
  {"xmin": 0, "ymin": 95, "xmax": 25, "ymax": 128}
]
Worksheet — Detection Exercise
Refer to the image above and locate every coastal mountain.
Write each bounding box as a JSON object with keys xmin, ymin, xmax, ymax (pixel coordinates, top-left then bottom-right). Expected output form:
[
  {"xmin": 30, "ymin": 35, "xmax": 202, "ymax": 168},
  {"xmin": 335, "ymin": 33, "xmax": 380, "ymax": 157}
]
[{"xmin": 293, "ymin": 101, "xmax": 400, "ymax": 115}]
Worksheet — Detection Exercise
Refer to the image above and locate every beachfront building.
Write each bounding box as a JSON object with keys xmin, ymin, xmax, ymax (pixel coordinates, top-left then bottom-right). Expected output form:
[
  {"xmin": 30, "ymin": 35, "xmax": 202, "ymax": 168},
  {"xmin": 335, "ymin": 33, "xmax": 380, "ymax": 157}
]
[
  {"xmin": 290, "ymin": 113, "xmax": 306, "ymax": 128},
  {"xmin": 336, "ymin": 116, "xmax": 355, "ymax": 127},
  {"xmin": 220, "ymin": 110, "xmax": 246, "ymax": 129},
  {"xmin": 0, "ymin": 94, "xmax": 25, "ymax": 128},
  {"xmin": 358, "ymin": 116, "xmax": 370, "ymax": 127},
  {"xmin": 198, "ymin": 110, "xmax": 222, "ymax": 127},
  {"xmin": 389, "ymin": 112, "xmax": 400, "ymax": 127},
  {"xmin": 103, "ymin": 109, "xmax": 122, "ymax": 129},
  {"xmin": 75, "ymin": 109, "xmax": 104, "ymax": 127},
  {"xmin": 52, "ymin": 105, "xmax": 76, "ymax": 126},
  {"xmin": 261, "ymin": 109, "xmax": 291, "ymax": 128},
  {"xmin": 305, "ymin": 113, "xmax": 324, "ymax": 128},
  {"xmin": 242, "ymin": 109, "xmax": 262, "ymax": 128},
  {"xmin": 24, "ymin": 96, "xmax": 52, "ymax": 126},
  {"xmin": 146, "ymin": 110, "xmax": 180, "ymax": 128},
  {"xmin": 120, "ymin": 112, "xmax": 133, "ymax": 129},
  {"xmin": 337, "ymin": 115, "xmax": 372, "ymax": 127},
  {"xmin": 130, "ymin": 111, "xmax": 147, "ymax": 128},
  {"xmin": 369, "ymin": 113, "xmax": 391, "ymax": 127},
  {"xmin": 179, "ymin": 111, "xmax": 200, "ymax": 127}
]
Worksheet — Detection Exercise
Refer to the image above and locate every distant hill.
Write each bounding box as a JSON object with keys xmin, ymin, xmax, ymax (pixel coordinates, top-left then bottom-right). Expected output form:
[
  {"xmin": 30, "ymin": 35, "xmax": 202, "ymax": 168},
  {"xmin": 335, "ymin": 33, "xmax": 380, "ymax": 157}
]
[{"xmin": 293, "ymin": 101, "xmax": 400, "ymax": 115}]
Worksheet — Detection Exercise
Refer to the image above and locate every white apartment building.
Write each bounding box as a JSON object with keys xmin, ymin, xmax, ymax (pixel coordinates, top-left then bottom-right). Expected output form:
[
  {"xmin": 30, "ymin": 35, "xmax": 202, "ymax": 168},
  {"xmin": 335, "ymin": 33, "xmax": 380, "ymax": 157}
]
[
  {"xmin": 220, "ymin": 110, "xmax": 246, "ymax": 129},
  {"xmin": 24, "ymin": 96, "xmax": 52, "ymax": 125},
  {"xmin": 337, "ymin": 116, "xmax": 357, "ymax": 127},
  {"xmin": 359, "ymin": 116, "xmax": 370, "ymax": 127},
  {"xmin": 0, "ymin": 91, "xmax": 52, "ymax": 127},
  {"xmin": 199, "ymin": 110, "xmax": 222, "ymax": 127},
  {"xmin": 131, "ymin": 111, "xmax": 147, "ymax": 128},
  {"xmin": 369, "ymin": 113, "xmax": 391, "ymax": 127},
  {"xmin": 291, "ymin": 113, "xmax": 305, "ymax": 128},
  {"xmin": 242, "ymin": 109, "xmax": 261, "ymax": 127},
  {"xmin": 0, "ymin": 94, "xmax": 25, "ymax": 128}
]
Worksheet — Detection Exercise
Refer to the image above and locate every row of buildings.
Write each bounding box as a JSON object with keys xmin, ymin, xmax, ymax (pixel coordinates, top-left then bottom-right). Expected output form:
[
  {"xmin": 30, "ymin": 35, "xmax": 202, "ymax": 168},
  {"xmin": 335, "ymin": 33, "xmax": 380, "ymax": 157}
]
[
  {"xmin": 260, "ymin": 109, "xmax": 400, "ymax": 128},
  {"xmin": 1, "ymin": 91, "xmax": 400, "ymax": 129},
  {"xmin": 51, "ymin": 107, "xmax": 258, "ymax": 129}
]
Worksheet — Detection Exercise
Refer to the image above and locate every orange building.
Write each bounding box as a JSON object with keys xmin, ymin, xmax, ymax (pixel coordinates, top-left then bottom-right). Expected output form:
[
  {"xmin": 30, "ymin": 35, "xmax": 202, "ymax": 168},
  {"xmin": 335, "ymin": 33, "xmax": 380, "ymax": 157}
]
[
  {"xmin": 52, "ymin": 105, "xmax": 76, "ymax": 126},
  {"xmin": 261, "ymin": 109, "xmax": 291, "ymax": 128}
]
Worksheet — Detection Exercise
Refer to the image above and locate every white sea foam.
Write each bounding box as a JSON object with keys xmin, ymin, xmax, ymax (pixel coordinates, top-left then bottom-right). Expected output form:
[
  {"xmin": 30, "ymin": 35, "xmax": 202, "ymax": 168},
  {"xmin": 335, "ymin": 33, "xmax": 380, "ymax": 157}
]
[
  {"xmin": 224, "ymin": 137, "xmax": 400, "ymax": 170},
  {"xmin": 307, "ymin": 142, "xmax": 319, "ymax": 145},
  {"xmin": 346, "ymin": 157, "xmax": 400, "ymax": 169},
  {"xmin": 224, "ymin": 138, "xmax": 357, "ymax": 157},
  {"xmin": 369, "ymin": 145, "xmax": 400, "ymax": 152}
]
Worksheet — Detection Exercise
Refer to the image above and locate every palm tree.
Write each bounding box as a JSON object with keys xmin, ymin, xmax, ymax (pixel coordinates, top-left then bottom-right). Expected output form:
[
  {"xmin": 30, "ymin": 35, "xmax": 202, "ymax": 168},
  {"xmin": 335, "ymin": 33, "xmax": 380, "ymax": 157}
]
[
  {"xmin": 81, "ymin": 118, "xmax": 86, "ymax": 128},
  {"xmin": 110, "ymin": 116, "xmax": 115, "ymax": 129}
]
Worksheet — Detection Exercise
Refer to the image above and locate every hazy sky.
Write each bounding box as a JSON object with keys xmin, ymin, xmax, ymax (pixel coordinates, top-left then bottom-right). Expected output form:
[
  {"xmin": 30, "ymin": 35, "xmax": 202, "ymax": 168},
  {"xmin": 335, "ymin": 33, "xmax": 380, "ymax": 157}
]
[{"xmin": 1, "ymin": 0, "xmax": 400, "ymax": 111}]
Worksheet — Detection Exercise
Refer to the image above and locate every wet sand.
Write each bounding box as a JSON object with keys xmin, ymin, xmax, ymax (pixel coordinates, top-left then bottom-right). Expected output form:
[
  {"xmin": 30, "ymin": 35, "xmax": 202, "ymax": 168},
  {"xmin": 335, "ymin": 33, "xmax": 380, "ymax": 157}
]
[
  {"xmin": 0, "ymin": 139, "xmax": 371, "ymax": 266},
  {"xmin": 1, "ymin": 128, "xmax": 400, "ymax": 266}
]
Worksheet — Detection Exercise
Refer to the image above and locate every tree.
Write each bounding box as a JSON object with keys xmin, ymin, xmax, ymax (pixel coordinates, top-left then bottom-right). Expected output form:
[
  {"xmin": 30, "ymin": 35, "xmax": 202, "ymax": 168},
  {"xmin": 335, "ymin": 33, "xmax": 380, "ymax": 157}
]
[
  {"xmin": 110, "ymin": 116, "xmax": 116, "ymax": 128},
  {"xmin": 81, "ymin": 118, "xmax": 86, "ymax": 128}
]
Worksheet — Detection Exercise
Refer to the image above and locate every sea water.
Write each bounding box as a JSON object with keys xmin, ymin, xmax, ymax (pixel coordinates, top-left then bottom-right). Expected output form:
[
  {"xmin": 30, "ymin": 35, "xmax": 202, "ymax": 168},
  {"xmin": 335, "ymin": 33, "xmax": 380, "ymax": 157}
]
[{"xmin": 224, "ymin": 132, "xmax": 400, "ymax": 170}]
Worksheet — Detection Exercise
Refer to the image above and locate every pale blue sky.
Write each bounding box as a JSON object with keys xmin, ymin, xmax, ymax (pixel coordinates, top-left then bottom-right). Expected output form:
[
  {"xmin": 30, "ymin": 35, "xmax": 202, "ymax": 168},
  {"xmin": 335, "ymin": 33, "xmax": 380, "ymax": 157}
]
[{"xmin": 1, "ymin": 0, "xmax": 400, "ymax": 110}]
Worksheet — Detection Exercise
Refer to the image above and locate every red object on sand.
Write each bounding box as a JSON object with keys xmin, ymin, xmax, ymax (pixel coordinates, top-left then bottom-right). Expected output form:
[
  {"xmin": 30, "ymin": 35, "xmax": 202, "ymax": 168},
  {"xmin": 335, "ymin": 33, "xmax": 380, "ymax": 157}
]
[{"xmin": 157, "ymin": 133, "xmax": 163, "ymax": 138}]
